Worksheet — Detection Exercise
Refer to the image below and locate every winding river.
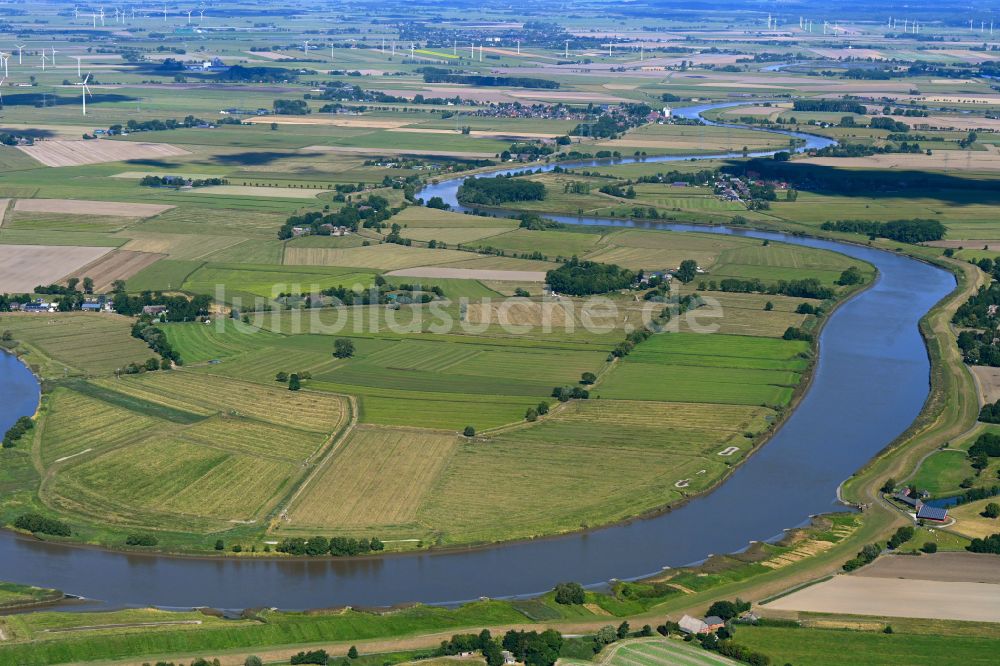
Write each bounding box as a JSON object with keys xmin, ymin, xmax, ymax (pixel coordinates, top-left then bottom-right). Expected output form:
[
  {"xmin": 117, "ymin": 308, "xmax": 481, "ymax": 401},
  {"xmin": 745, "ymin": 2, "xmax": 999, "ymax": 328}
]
[{"xmin": 0, "ymin": 104, "xmax": 956, "ymax": 610}]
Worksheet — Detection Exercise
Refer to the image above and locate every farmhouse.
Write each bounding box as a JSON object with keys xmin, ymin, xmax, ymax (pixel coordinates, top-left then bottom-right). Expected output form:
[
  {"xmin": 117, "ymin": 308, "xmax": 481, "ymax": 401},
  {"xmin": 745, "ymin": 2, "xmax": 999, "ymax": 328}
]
[
  {"xmin": 677, "ymin": 613, "xmax": 724, "ymax": 634},
  {"xmin": 142, "ymin": 305, "xmax": 167, "ymax": 315}
]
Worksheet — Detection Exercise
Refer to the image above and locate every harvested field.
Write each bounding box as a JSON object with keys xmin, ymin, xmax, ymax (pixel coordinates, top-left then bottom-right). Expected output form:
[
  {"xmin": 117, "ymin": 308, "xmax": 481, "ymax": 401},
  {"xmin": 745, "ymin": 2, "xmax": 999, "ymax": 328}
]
[
  {"xmin": 765, "ymin": 575, "xmax": 1000, "ymax": 622},
  {"xmin": 304, "ymin": 145, "xmax": 496, "ymax": 159},
  {"xmin": 465, "ymin": 301, "xmax": 571, "ymax": 327},
  {"xmin": 195, "ymin": 185, "xmax": 328, "ymax": 199},
  {"xmin": 0, "ymin": 244, "xmax": 111, "ymax": 293},
  {"xmin": 0, "ymin": 199, "xmax": 9, "ymax": 226},
  {"xmin": 852, "ymin": 553, "xmax": 1000, "ymax": 584},
  {"xmin": 13, "ymin": 198, "xmax": 173, "ymax": 217},
  {"xmin": 386, "ymin": 266, "xmax": 547, "ymax": 282},
  {"xmin": 17, "ymin": 140, "xmax": 189, "ymax": 168},
  {"xmin": 971, "ymin": 365, "xmax": 1000, "ymax": 405},
  {"xmin": 914, "ymin": 115, "xmax": 1000, "ymax": 131},
  {"xmin": 287, "ymin": 426, "xmax": 459, "ymax": 530},
  {"xmin": 66, "ymin": 250, "xmax": 166, "ymax": 293},
  {"xmin": 800, "ymin": 151, "xmax": 1000, "ymax": 171}
]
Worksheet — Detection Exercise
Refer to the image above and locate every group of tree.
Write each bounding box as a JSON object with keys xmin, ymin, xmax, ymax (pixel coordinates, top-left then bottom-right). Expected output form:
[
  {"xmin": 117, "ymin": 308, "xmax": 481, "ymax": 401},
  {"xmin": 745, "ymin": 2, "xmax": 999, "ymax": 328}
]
[
  {"xmin": 12, "ymin": 513, "xmax": 71, "ymax": 537},
  {"xmin": 967, "ymin": 532, "xmax": 1000, "ymax": 554},
  {"xmin": 290, "ymin": 650, "xmax": 330, "ymax": 665},
  {"xmin": 869, "ymin": 117, "xmax": 911, "ymax": 133},
  {"xmin": 125, "ymin": 533, "xmax": 159, "ymax": 547},
  {"xmin": 114, "ymin": 115, "xmax": 242, "ymax": 134},
  {"xmin": 552, "ymin": 385, "xmax": 589, "ymax": 402},
  {"xmin": 518, "ymin": 213, "xmax": 562, "ymax": 231},
  {"xmin": 140, "ymin": 175, "xmax": 228, "ymax": 189},
  {"xmin": 836, "ymin": 266, "xmax": 865, "ymax": 286},
  {"xmin": 457, "ymin": 175, "xmax": 546, "ymax": 206},
  {"xmin": 553, "ymin": 581, "xmax": 586, "ymax": 604},
  {"xmin": 273, "ymin": 99, "xmax": 310, "ymax": 115},
  {"xmin": 275, "ymin": 536, "xmax": 385, "ymax": 557},
  {"xmin": 886, "ymin": 525, "xmax": 915, "ymax": 550},
  {"xmin": 2, "ymin": 416, "xmax": 33, "ymax": 449},
  {"xmin": 277, "ymin": 196, "xmax": 395, "ymax": 240},
  {"xmin": 132, "ymin": 319, "xmax": 183, "ymax": 365},
  {"xmin": 792, "ymin": 99, "xmax": 866, "ymax": 114},
  {"xmin": 978, "ymin": 399, "xmax": 1000, "ymax": 424},
  {"xmin": 545, "ymin": 257, "xmax": 634, "ymax": 296},
  {"xmin": 782, "ymin": 326, "xmax": 813, "ymax": 342},
  {"xmin": 715, "ymin": 277, "xmax": 834, "ymax": 300},
  {"xmin": 219, "ymin": 65, "xmax": 301, "ymax": 83},
  {"xmin": 819, "ymin": 218, "xmax": 946, "ymax": 243},
  {"xmin": 598, "ymin": 183, "xmax": 636, "ymax": 199},
  {"xmin": 842, "ymin": 542, "xmax": 881, "ymax": 571}
]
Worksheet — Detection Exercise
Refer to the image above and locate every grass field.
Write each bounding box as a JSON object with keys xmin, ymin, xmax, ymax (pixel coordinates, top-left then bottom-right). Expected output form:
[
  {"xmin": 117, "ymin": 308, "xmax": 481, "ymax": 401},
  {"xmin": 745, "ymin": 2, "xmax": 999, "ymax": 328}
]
[
  {"xmin": 737, "ymin": 622, "xmax": 1000, "ymax": 666},
  {"xmin": 561, "ymin": 638, "xmax": 741, "ymax": 666},
  {"xmin": 0, "ymin": 312, "xmax": 152, "ymax": 377},
  {"xmin": 23, "ymin": 372, "xmax": 348, "ymax": 538},
  {"xmin": 596, "ymin": 333, "xmax": 809, "ymax": 407},
  {"xmin": 287, "ymin": 426, "xmax": 460, "ymax": 532}
]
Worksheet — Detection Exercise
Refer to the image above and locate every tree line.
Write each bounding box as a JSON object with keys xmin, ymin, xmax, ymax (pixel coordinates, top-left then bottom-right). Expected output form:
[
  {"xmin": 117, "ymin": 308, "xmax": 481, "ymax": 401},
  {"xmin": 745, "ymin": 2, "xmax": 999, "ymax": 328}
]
[
  {"xmin": 819, "ymin": 218, "xmax": 946, "ymax": 243},
  {"xmin": 275, "ymin": 536, "xmax": 385, "ymax": 557}
]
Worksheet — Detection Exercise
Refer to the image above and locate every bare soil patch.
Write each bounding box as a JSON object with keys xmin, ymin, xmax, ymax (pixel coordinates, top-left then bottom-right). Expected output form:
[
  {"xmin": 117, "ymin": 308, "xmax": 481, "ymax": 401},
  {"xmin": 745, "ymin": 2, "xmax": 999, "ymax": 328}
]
[
  {"xmin": 387, "ymin": 267, "xmax": 547, "ymax": 282},
  {"xmin": 65, "ymin": 250, "xmax": 166, "ymax": 292},
  {"xmin": 0, "ymin": 244, "xmax": 112, "ymax": 293},
  {"xmin": 765, "ymin": 575, "xmax": 1000, "ymax": 622},
  {"xmin": 465, "ymin": 301, "xmax": 570, "ymax": 327},
  {"xmin": 14, "ymin": 199, "xmax": 173, "ymax": 217},
  {"xmin": 18, "ymin": 139, "xmax": 189, "ymax": 168},
  {"xmin": 852, "ymin": 552, "xmax": 1000, "ymax": 584},
  {"xmin": 196, "ymin": 185, "xmax": 327, "ymax": 199},
  {"xmin": 970, "ymin": 365, "xmax": 1000, "ymax": 405}
]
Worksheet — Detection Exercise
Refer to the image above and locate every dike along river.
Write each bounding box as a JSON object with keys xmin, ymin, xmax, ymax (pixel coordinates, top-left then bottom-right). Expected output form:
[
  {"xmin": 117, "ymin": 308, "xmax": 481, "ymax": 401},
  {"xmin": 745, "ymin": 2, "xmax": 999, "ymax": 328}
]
[{"xmin": 0, "ymin": 104, "xmax": 956, "ymax": 610}]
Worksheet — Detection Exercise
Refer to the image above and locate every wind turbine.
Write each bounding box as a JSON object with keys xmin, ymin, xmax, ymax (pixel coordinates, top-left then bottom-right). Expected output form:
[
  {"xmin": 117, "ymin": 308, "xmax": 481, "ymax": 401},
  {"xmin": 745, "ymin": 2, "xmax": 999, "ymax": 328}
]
[
  {"xmin": 0, "ymin": 55, "xmax": 8, "ymax": 79},
  {"xmin": 40, "ymin": 49, "xmax": 47, "ymax": 71},
  {"xmin": 100, "ymin": 7, "xmax": 105, "ymax": 26},
  {"xmin": 303, "ymin": 39, "xmax": 310, "ymax": 54},
  {"xmin": 564, "ymin": 40, "xmax": 569, "ymax": 58},
  {"xmin": 163, "ymin": 4, "xmax": 168, "ymax": 22},
  {"xmin": 15, "ymin": 45, "xmax": 24, "ymax": 65},
  {"xmin": 77, "ymin": 73, "xmax": 92, "ymax": 115},
  {"xmin": 0, "ymin": 77, "xmax": 5, "ymax": 108},
  {"xmin": 199, "ymin": 9, "xmax": 204, "ymax": 21},
  {"xmin": 74, "ymin": 55, "xmax": 83, "ymax": 78},
  {"xmin": 92, "ymin": 12, "xmax": 97, "ymax": 27},
  {"xmin": 187, "ymin": 10, "xmax": 191, "ymax": 24},
  {"xmin": 50, "ymin": 48, "xmax": 58, "ymax": 66}
]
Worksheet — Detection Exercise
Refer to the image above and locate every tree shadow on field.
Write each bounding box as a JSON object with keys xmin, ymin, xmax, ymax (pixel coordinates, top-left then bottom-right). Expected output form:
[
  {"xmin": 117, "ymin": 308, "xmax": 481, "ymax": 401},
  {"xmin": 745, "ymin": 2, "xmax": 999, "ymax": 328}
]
[
  {"xmin": 206, "ymin": 151, "xmax": 324, "ymax": 166},
  {"xmin": 0, "ymin": 127, "xmax": 58, "ymax": 139},
  {"xmin": 124, "ymin": 158, "xmax": 182, "ymax": 168},
  {"xmin": 722, "ymin": 158, "xmax": 1000, "ymax": 207}
]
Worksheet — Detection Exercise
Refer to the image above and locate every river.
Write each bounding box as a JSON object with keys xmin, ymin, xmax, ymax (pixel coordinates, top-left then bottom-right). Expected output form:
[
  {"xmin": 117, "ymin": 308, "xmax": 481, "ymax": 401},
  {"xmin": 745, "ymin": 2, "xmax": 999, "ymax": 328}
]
[{"xmin": 0, "ymin": 104, "xmax": 956, "ymax": 610}]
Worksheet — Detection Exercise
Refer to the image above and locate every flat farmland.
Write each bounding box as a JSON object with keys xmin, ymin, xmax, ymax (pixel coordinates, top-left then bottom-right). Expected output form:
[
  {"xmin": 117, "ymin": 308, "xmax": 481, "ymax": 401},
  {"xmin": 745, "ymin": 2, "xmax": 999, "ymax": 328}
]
[
  {"xmin": 181, "ymin": 263, "xmax": 376, "ymax": 302},
  {"xmin": 35, "ymin": 372, "xmax": 347, "ymax": 536},
  {"xmin": 562, "ymin": 638, "xmax": 741, "ymax": 666},
  {"xmin": 0, "ymin": 244, "xmax": 112, "ymax": 293},
  {"xmin": 66, "ymin": 250, "xmax": 166, "ymax": 292},
  {"xmin": 596, "ymin": 333, "xmax": 809, "ymax": 406},
  {"xmin": 286, "ymin": 426, "xmax": 459, "ymax": 531},
  {"xmin": 13, "ymin": 198, "xmax": 173, "ymax": 218},
  {"xmin": 0, "ymin": 312, "xmax": 152, "ymax": 376},
  {"xmin": 283, "ymin": 244, "xmax": 472, "ymax": 270},
  {"xmin": 737, "ymin": 624, "xmax": 1000, "ymax": 666}
]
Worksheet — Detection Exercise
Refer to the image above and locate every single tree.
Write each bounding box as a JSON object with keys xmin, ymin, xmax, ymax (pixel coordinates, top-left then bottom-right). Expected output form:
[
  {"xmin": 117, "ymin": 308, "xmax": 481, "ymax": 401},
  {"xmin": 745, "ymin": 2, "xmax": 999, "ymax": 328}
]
[
  {"xmin": 288, "ymin": 373, "xmax": 301, "ymax": 391},
  {"xmin": 463, "ymin": 425, "xmax": 476, "ymax": 437},
  {"xmin": 334, "ymin": 338, "xmax": 355, "ymax": 359},
  {"xmin": 347, "ymin": 646, "xmax": 359, "ymax": 660}
]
